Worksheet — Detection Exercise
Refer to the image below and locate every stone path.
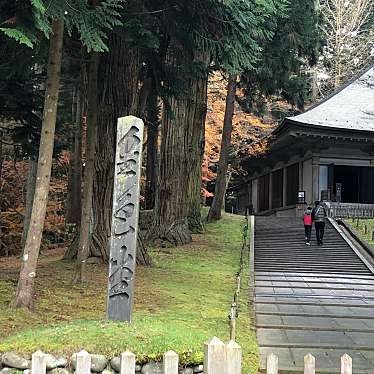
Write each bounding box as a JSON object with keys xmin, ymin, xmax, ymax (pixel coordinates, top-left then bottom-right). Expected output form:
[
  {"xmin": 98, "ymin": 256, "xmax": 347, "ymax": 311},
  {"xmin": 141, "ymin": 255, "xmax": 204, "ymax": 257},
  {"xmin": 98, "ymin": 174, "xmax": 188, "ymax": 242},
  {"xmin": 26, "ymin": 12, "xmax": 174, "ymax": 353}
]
[{"xmin": 254, "ymin": 217, "xmax": 374, "ymax": 373}]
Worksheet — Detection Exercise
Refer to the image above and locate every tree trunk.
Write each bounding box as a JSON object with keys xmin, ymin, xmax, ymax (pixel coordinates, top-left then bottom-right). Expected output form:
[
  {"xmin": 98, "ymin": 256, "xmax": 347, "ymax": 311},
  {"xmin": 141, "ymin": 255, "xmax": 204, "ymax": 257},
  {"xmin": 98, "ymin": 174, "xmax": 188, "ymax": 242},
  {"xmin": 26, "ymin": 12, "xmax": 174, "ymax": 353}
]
[
  {"xmin": 0, "ymin": 130, "xmax": 4, "ymax": 254},
  {"xmin": 136, "ymin": 233, "xmax": 151, "ymax": 266},
  {"xmin": 207, "ymin": 75, "xmax": 236, "ymax": 222},
  {"xmin": 65, "ymin": 90, "xmax": 75, "ymax": 224},
  {"xmin": 148, "ymin": 94, "xmax": 192, "ymax": 245},
  {"xmin": 187, "ymin": 73, "xmax": 208, "ymax": 233},
  {"xmin": 145, "ymin": 91, "xmax": 159, "ymax": 210},
  {"xmin": 15, "ymin": 20, "xmax": 64, "ymax": 310},
  {"xmin": 334, "ymin": 0, "xmax": 343, "ymax": 88},
  {"xmin": 70, "ymin": 88, "xmax": 83, "ymax": 224},
  {"xmin": 148, "ymin": 50, "xmax": 209, "ymax": 244},
  {"xmin": 21, "ymin": 158, "xmax": 37, "ymax": 247},
  {"xmin": 74, "ymin": 52, "xmax": 98, "ymax": 283},
  {"xmin": 91, "ymin": 34, "xmax": 140, "ymax": 260}
]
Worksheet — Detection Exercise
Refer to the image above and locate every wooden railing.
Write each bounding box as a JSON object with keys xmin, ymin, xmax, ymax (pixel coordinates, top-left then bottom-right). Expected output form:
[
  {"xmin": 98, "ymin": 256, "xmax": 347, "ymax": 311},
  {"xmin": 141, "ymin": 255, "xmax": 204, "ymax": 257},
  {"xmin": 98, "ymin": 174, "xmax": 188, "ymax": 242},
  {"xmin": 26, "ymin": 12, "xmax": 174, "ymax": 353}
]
[
  {"xmin": 325, "ymin": 202, "xmax": 374, "ymax": 219},
  {"xmin": 24, "ymin": 338, "xmax": 241, "ymax": 374},
  {"xmin": 229, "ymin": 213, "xmax": 250, "ymax": 340},
  {"xmin": 266, "ymin": 353, "xmax": 353, "ymax": 374}
]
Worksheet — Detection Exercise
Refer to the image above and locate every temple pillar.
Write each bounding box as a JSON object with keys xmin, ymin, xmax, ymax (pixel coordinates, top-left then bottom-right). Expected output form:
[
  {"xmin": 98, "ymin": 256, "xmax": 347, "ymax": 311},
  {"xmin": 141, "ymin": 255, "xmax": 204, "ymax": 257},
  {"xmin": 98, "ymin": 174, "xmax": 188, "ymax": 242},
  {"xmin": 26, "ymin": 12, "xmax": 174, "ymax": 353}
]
[
  {"xmin": 269, "ymin": 172, "xmax": 273, "ymax": 210},
  {"xmin": 312, "ymin": 156, "xmax": 320, "ymax": 202},
  {"xmin": 299, "ymin": 161, "xmax": 303, "ymax": 190},
  {"xmin": 282, "ymin": 167, "xmax": 287, "ymax": 207},
  {"xmin": 252, "ymin": 178, "xmax": 258, "ymax": 213}
]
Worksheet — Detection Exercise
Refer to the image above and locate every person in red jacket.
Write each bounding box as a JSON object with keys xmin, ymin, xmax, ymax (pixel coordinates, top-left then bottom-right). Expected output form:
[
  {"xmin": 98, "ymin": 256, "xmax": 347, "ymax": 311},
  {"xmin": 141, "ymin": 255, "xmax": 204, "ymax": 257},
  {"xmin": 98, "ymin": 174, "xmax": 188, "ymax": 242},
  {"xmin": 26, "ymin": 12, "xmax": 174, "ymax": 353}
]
[{"xmin": 303, "ymin": 206, "xmax": 313, "ymax": 245}]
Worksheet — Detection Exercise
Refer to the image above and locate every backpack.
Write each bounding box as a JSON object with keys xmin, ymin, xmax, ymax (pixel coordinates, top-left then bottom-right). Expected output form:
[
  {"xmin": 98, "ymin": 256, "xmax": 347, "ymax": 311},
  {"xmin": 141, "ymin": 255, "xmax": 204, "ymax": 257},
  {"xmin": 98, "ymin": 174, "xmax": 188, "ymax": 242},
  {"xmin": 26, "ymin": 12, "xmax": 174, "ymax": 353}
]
[
  {"xmin": 304, "ymin": 213, "xmax": 312, "ymax": 226},
  {"xmin": 314, "ymin": 206, "xmax": 326, "ymax": 222}
]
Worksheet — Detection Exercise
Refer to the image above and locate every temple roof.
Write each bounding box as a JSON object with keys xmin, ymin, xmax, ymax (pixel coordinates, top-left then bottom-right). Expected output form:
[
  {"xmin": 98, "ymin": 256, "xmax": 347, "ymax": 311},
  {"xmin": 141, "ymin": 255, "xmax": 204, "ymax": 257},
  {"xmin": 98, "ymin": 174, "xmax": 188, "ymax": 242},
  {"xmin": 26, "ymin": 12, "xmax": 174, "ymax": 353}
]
[{"xmin": 284, "ymin": 64, "xmax": 374, "ymax": 132}]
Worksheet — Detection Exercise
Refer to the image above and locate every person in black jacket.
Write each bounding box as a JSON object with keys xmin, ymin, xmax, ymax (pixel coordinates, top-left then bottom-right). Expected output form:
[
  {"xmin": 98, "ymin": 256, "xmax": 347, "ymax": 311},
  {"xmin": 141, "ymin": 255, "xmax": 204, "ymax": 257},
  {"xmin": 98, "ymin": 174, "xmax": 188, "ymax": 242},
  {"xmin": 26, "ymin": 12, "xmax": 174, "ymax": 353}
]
[{"xmin": 312, "ymin": 201, "xmax": 327, "ymax": 246}]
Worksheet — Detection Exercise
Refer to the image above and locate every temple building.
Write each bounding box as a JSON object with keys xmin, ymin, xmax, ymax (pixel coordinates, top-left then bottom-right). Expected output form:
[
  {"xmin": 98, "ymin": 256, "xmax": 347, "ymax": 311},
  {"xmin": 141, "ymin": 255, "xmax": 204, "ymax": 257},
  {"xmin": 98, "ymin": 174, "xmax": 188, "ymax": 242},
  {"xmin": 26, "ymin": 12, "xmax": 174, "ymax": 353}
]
[{"xmin": 235, "ymin": 64, "xmax": 374, "ymax": 216}]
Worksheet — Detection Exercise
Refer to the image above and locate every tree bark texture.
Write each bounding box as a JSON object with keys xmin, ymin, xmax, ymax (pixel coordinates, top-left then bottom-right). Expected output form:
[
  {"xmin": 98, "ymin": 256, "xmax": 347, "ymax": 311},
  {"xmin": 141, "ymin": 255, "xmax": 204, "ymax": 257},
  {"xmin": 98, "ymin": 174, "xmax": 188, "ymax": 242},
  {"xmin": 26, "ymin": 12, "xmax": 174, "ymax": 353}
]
[
  {"xmin": 149, "ymin": 52, "xmax": 209, "ymax": 244},
  {"xmin": 145, "ymin": 91, "xmax": 159, "ymax": 210},
  {"xmin": 92, "ymin": 34, "xmax": 140, "ymax": 261},
  {"xmin": 15, "ymin": 20, "xmax": 64, "ymax": 310},
  {"xmin": 71, "ymin": 88, "xmax": 83, "ymax": 224},
  {"xmin": 74, "ymin": 52, "xmax": 98, "ymax": 283},
  {"xmin": 149, "ymin": 95, "xmax": 192, "ymax": 245},
  {"xmin": 187, "ymin": 73, "xmax": 208, "ymax": 233},
  {"xmin": 66, "ymin": 88, "xmax": 83, "ymax": 225},
  {"xmin": 21, "ymin": 158, "xmax": 37, "ymax": 247},
  {"xmin": 207, "ymin": 75, "xmax": 237, "ymax": 222},
  {"xmin": 0, "ymin": 130, "xmax": 4, "ymax": 255}
]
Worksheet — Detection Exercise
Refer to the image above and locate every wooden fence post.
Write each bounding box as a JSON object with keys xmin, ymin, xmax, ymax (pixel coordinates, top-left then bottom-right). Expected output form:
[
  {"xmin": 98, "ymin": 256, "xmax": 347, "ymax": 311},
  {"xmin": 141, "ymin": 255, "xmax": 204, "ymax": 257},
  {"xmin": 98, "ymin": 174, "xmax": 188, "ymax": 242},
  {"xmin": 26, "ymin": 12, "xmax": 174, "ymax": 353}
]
[
  {"xmin": 341, "ymin": 354, "xmax": 352, "ymax": 374},
  {"xmin": 121, "ymin": 351, "xmax": 136, "ymax": 374},
  {"xmin": 304, "ymin": 354, "xmax": 315, "ymax": 374},
  {"xmin": 32, "ymin": 351, "xmax": 46, "ymax": 374},
  {"xmin": 163, "ymin": 351, "xmax": 179, "ymax": 374},
  {"xmin": 266, "ymin": 353, "xmax": 278, "ymax": 374},
  {"xmin": 204, "ymin": 337, "xmax": 226, "ymax": 374},
  {"xmin": 226, "ymin": 340, "xmax": 241, "ymax": 374},
  {"xmin": 76, "ymin": 350, "xmax": 91, "ymax": 374}
]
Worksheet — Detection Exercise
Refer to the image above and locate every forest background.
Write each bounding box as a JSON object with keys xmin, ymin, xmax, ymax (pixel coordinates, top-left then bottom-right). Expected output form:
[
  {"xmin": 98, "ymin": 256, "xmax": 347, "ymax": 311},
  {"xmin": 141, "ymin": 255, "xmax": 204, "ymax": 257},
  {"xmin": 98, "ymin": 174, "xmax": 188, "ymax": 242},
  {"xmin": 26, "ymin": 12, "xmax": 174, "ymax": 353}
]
[{"xmin": 0, "ymin": 0, "xmax": 373, "ymax": 310}]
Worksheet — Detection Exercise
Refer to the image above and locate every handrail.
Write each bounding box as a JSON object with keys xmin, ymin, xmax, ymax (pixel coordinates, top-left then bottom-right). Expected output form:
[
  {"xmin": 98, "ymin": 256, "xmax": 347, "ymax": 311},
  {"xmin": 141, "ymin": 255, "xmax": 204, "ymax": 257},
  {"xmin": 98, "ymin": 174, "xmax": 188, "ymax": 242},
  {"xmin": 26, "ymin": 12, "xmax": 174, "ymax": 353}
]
[{"xmin": 228, "ymin": 211, "xmax": 250, "ymax": 341}]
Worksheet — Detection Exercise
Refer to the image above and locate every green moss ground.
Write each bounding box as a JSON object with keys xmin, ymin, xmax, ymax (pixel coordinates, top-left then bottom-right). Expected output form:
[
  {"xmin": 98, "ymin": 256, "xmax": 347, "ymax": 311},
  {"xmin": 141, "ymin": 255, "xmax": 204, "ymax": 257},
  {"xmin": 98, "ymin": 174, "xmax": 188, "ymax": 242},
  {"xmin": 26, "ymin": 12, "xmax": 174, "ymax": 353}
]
[
  {"xmin": 346, "ymin": 218, "xmax": 374, "ymax": 253},
  {"xmin": 0, "ymin": 213, "xmax": 258, "ymax": 373}
]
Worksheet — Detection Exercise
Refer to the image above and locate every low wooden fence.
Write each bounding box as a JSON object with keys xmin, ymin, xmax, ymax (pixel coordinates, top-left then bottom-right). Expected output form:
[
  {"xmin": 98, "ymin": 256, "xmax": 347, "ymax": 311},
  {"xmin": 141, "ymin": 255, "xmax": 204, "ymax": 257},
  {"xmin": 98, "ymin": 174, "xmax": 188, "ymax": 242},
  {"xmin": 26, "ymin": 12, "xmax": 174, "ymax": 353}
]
[
  {"xmin": 326, "ymin": 202, "xmax": 374, "ymax": 219},
  {"xmin": 266, "ymin": 353, "xmax": 353, "ymax": 374},
  {"xmin": 26, "ymin": 338, "xmax": 241, "ymax": 374}
]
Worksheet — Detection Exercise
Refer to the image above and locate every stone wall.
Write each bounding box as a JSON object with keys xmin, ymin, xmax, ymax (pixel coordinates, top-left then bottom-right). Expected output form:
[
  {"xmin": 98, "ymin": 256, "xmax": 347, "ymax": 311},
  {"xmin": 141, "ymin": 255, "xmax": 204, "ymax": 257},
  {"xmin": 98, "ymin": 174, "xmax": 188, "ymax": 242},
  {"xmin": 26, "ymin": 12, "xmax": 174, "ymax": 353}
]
[{"xmin": 0, "ymin": 352, "xmax": 204, "ymax": 374}]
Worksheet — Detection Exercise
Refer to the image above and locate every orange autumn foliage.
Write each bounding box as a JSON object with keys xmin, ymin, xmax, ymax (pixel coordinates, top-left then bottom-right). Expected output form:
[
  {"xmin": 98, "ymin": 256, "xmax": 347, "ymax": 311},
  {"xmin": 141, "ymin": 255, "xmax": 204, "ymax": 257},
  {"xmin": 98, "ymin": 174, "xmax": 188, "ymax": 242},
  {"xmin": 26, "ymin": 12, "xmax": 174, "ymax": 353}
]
[
  {"xmin": 204, "ymin": 72, "xmax": 275, "ymax": 180},
  {"xmin": 1, "ymin": 156, "xmax": 68, "ymax": 255}
]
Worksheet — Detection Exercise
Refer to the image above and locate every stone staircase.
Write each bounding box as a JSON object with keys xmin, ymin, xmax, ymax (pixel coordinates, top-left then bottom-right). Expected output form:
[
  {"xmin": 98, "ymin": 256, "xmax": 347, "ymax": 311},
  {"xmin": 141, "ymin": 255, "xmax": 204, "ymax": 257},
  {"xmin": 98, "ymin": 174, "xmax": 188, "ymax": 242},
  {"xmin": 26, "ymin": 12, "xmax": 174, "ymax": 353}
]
[{"xmin": 254, "ymin": 217, "xmax": 374, "ymax": 373}]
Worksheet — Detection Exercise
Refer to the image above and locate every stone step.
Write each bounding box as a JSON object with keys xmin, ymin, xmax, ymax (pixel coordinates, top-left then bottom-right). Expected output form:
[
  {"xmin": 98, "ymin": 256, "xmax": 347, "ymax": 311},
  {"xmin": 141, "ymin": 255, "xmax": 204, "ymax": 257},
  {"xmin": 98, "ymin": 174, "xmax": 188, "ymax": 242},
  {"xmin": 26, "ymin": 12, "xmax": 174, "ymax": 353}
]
[
  {"xmin": 255, "ymin": 311, "xmax": 374, "ymax": 319},
  {"xmin": 254, "ymin": 217, "xmax": 374, "ymax": 372},
  {"xmin": 256, "ymin": 324, "xmax": 374, "ymax": 333},
  {"xmin": 254, "ymin": 284, "xmax": 374, "ymax": 291},
  {"xmin": 255, "ymin": 278, "xmax": 374, "ymax": 286},
  {"xmin": 255, "ymin": 271, "xmax": 374, "ymax": 279}
]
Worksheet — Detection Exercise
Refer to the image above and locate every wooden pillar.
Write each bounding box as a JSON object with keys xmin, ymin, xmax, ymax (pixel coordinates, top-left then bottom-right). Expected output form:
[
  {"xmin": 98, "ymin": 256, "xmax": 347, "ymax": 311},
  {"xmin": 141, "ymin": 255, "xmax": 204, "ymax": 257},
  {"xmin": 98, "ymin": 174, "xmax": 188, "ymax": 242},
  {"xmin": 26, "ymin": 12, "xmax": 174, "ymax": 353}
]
[
  {"xmin": 299, "ymin": 161, "xmax": 303, "ymax": 191},
  {"xmin": 282, "ymin": 167, "xmax": 287, "ymax": 207},
  {"xmin": 252, "ymin": 179, "xmax": 258, "ymax": 213},
  {"xmin": 247, "ymin": 180, "xmax": 252, "ymax": 212},
  {"xmin": 312, "ymin": 157, "xmax": 320, "ymax": 202},
  {"xmin": 269, "ymin": 172, "xmax": 273, "ymax": 210}
]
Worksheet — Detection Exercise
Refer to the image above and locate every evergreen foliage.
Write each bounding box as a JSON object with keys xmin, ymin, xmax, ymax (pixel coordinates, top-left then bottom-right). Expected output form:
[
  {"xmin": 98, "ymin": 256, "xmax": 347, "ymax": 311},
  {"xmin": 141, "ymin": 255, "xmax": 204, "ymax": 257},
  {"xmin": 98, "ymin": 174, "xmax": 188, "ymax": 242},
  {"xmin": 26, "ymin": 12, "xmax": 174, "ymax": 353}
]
[
  {"xmin": 0, "ymin": 0, "xmax": 125, "ymax": 51},
  {"xmin": 135, "ymin": 0, "xmax": 288, "ymax": 106},
  {"xmin": 143, "ymin": 0, "xmax": 287, "ymax": 75},
  {"xmin": 238, "ymin": 0, "xmax": 320, "ymax": 115}
]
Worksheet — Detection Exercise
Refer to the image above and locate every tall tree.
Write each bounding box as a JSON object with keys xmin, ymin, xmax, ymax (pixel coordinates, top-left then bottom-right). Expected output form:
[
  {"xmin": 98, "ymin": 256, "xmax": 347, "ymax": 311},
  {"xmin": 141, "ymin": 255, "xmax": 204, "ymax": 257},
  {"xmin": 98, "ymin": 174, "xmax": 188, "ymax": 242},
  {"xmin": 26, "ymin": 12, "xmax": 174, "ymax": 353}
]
[
  {"xmin": 186, "ymin": 61, "xmax": 209, "ymax": 233},
  {"xmin": 75, "ymin": 52, "xmax": 98, "ymax": 283},
  {"xmin": 208, "ymin": 0, "xmax": 319, "ymax": 219},
  {"xmin": 66, "ymin": 85, "xmax": 83, "ymax": 225},
  {"xmin": 317, "ymin": 0, "xmax": 374, "ymax": 93},
  {"xmin": 207, "ymin": 75, "xmax": 236, "ymax": 221},
  {"xmin": 238, "ymin": 0, "xmax": 320, "ymax": 116},
  {"xmin": 149, "ymin": 45, "xmax": 210, "ymax": 244},
  {"xmin": 144, "ymin": 89, "xmax": 160, "ymax": 210},
  {"xmin": 15, "ymin": 19, "xmax": 65, "ymax": 308},
  {"xmin": 91, "ymin": 33, "xmax": 140, "ymax": 259},
  {"xmin": 148, "ymin": 0, "xmax": 286, "ymax": 242},
  {"xmin": 1, "ymin": 0, "xmax": 125, "ymax": 310},
  {"xmin": 91, "ymin": 0, "xmax": 159, "ymax": 258}
]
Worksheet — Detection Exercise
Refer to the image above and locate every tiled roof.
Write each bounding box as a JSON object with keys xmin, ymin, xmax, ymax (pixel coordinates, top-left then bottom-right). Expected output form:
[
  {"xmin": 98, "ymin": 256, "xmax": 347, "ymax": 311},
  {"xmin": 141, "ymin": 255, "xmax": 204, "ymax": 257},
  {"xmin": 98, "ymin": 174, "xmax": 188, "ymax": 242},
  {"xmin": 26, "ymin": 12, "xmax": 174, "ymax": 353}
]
[{"xmin": 287, "ymin": 65, "xmax": 374, "ymax": 132}]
